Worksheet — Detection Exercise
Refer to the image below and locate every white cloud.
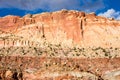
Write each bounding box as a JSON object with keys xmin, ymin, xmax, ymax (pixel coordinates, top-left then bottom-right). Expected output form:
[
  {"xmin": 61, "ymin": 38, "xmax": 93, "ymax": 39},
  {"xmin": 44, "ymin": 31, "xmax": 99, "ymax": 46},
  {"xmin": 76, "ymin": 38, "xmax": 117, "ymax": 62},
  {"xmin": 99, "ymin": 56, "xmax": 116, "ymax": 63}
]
[
  {"xmin": 0, "ymin": 0, "xmax": 105, "ymax": 12},
  {"xmin": 98, "ymin": 9, "xmax": 120, "ymax": 20}
]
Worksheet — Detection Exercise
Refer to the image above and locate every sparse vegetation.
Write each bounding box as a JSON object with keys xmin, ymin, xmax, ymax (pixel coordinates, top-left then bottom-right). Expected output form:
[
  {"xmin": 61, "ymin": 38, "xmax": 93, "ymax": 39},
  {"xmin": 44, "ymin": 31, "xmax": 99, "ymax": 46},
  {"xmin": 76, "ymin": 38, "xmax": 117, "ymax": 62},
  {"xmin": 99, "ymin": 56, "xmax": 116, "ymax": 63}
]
[
  {"xmin": 0, "ymin": 44, "xmax": 119, "ymax": 58},
  {"xmin": 0, "ymin": 31, "xmax": 120, "ymax": 79}
]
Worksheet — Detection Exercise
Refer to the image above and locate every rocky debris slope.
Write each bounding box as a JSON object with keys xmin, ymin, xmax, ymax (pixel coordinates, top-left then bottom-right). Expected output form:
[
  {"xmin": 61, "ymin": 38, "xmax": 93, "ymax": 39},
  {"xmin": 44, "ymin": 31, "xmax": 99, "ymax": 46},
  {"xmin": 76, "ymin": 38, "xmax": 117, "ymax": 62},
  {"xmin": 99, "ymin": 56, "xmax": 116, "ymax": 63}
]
[
  {"xmin": 0, "ymin": 10, "xmax": 120, "ymax": 80},
  {"xmin": 0, "ymin": 46, "xmax": 120, "ymax": 79},
  {"xmin": 0, "ymin": 55, "xmax": 120, "ymax": 80}
]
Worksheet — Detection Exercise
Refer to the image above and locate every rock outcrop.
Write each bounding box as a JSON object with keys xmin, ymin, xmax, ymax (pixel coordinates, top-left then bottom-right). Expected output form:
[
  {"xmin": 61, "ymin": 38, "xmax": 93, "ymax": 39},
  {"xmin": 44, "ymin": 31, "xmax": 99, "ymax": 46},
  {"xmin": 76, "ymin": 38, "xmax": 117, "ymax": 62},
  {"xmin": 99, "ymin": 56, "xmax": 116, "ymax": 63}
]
[
  {"xmin": 0, "ymin": 10, "xmax": 120, "ymax": 80},
  {"xmin": 0, "ymin": 10, "xmax": 120, "ymax": 47}
]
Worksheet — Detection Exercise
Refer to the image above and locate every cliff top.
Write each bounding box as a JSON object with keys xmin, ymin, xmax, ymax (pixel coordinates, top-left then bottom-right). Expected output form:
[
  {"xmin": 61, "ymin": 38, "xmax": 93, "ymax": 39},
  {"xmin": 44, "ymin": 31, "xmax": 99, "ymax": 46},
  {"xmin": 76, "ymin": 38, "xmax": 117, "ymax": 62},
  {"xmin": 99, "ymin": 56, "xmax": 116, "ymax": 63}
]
[{"xmin": 0, "ymin": 10, "xmax": 120, "ymax": 47}]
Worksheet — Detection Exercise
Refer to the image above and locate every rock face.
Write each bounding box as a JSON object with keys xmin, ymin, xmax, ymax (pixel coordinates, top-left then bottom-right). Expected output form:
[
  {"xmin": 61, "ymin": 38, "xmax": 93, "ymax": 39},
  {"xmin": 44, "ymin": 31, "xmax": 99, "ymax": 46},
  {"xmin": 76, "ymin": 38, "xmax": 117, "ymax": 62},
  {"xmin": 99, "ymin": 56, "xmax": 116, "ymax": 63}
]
[
  {"xmin": 1, "ymin": 10, "xmax": 120, "ymax": 80},
  {"xmin": 0, "ymin": 10, "xmax": 120, "ymax": 47}
]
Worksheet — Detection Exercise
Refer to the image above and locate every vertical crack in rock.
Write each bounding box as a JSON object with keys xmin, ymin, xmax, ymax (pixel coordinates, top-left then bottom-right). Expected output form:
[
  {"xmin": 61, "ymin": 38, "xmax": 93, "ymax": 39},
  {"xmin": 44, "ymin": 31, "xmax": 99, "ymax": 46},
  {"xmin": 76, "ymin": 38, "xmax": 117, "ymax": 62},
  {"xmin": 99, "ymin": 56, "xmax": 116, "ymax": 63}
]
[
  {"xmin": 3, "ymin": 39, "xmax": 5, "ymax": 46},
  {"xmin": 80, "ymin": 19, "xmax": 84, "ymax": 38},
  {"xmin": 41, "ymin": 24, "xmax": 45, "ymax": 39},
  {"xmin": 51, "ymin": 16, "xmax": 54, "ymax": 38}
]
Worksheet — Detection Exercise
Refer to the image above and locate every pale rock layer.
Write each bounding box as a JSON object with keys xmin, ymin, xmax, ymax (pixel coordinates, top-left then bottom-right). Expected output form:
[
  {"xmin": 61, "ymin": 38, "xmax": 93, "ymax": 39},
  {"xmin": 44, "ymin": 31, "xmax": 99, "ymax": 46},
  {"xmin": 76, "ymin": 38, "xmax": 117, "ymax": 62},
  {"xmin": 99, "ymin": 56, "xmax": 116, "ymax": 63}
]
[{"xmin": 0, "ymin": 10, "xmax": 120, "ymax": 47}]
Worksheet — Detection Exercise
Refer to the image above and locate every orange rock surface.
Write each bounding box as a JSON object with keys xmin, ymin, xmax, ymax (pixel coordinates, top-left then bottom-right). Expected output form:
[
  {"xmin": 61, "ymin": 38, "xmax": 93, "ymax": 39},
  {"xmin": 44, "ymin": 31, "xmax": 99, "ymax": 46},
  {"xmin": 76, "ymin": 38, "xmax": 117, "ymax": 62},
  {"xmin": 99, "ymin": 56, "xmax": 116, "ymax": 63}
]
[
  {"xmin": 0, "ymin": 10, "xmax": 120, "ymax": 47},
  {"xmin": 0, "ymin": 10, "xmax": 120, "ymax": 80}
]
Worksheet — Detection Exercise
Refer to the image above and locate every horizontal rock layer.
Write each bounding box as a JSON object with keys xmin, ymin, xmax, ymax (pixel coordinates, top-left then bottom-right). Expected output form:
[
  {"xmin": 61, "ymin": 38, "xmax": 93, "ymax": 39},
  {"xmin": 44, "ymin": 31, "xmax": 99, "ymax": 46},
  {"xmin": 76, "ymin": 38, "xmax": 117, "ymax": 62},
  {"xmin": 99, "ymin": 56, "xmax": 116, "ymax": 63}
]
[
  {"xmin": 0, "ymin": 10, "xmax": 120, "ymax": 80},
  {"xmin": 0, "ymin": 56, "xmax": 120, "ymax": 80}
]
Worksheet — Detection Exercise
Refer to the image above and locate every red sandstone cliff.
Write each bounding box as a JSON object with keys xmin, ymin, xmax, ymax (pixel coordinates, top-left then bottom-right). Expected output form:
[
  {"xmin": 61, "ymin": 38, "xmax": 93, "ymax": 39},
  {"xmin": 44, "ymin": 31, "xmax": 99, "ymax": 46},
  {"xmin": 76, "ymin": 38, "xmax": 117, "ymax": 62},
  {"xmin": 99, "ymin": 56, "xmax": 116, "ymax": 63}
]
[
  {"xmin": 1, "ymin": 10, "xmax": 120, "ymax": 80},
  {"xmin": 0, "ymin": 10, "xmax": 120, "ymax": 47}
]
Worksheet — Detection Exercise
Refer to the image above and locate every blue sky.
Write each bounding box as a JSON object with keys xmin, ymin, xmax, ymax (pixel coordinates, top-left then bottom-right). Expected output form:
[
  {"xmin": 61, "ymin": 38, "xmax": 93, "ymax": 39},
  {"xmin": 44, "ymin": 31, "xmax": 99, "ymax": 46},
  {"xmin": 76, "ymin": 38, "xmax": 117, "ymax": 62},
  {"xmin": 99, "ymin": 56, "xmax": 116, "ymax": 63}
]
[{"xmin": 0, "ymin": 0, "xmax": 120, "ymax": 20}]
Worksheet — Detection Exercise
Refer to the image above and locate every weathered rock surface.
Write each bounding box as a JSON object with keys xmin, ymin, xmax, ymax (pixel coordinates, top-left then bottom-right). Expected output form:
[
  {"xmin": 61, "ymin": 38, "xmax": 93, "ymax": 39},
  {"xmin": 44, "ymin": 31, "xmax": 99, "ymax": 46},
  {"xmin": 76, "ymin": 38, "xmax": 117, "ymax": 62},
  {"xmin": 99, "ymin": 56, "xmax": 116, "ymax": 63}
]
[
  {"xmin": 1, "ymin": 56, "xmax": 120, "ymax": 80},
  {"xmin": 0, "ymin": 10, "xmax": 120, "ymax": 47},
  {"xmin": 0, "ymin": 46, "xmax": 119, "ymax": 80},
  {"xmin": 0, "ymin": 10, "xmax": 120, "ymax": 80},
  {"xmin": 102, "ymin": 70, "xmax": 120, "ymax": 80}
]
